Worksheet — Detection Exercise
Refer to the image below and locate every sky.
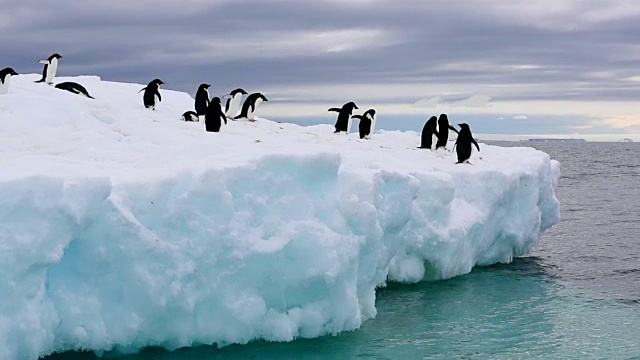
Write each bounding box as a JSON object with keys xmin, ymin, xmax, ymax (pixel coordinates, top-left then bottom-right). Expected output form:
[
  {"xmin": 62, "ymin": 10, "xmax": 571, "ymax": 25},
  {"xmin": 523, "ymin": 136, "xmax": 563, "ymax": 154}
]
[{"xmin": 2, "ymin": 0, "xmax": 640, "ymax": 140}]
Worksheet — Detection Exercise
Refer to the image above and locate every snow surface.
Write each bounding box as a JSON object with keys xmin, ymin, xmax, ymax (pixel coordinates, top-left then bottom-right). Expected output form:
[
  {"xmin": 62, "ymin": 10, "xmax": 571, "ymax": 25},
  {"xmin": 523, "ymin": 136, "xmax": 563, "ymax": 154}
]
[{"xmin": 0, "ymin": 75, "xmax": 560, "ymax": 359}]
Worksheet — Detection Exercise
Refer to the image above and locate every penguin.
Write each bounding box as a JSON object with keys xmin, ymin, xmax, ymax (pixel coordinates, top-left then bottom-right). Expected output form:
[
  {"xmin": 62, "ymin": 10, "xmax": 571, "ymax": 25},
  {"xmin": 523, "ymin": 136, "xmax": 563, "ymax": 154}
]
[
  {"xmin": 352, "ymin": 109, "xmax": 376, "ymax": 139},
  {"xmin": 225, "ymin": 88, "xmax": 248, "ymax": 117},
  {"xmin": 435, "ymin": 114, "xmax": 459, "ymax": 149},
  {"xmin": 195, "ymin": 83, "xmax": 210, "ymax": 117},
  {"xmin": 35, "ymin": 53, "xmax": 62, "ymax": 84},
  {"xmin": 181, "ymin": 111, "xmax": 199, "ymax": 122},
  {"xmin": 54, "ymin": 82, "xmax": 95, "ymax": 99},
  {"xmin": 330, "ymin": 102, "xmax": 358, "ymax": 133},
  {"xmin": 0, "ymin": 68, "xmax": 18, "ymax": 95},
  {"xmin": 419, "ymin": 116, "xmax": 439, "ymax": 149},
  {"xmin": 139, "ymin": 79, "xmax": 164, "ymax": 110},
  {"xmin": 234, "ymin": 92, "xmax": 268, "ymax": 121},
  {"xmin": 205, "ymin": 97, "xmax": 227, "ymax": 132},
  {"xmin": 453, "ymin": 123, "xmax": 480, "ymax": 164}
]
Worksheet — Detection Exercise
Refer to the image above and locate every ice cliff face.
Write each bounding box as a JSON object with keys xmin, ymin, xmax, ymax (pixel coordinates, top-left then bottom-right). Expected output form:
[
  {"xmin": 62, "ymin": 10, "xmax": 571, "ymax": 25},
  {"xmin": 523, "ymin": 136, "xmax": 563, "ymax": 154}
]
[{"xmin": 0, "ymin": 75, "xmax": 560, "ymax": 359}]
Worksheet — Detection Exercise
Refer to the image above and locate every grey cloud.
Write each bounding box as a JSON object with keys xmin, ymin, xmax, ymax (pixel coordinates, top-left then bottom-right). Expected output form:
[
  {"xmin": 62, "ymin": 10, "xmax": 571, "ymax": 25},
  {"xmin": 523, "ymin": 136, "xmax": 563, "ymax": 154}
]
[{"xmin": 1, "ymin": 0, "xmax": 640, "ymax": 134}]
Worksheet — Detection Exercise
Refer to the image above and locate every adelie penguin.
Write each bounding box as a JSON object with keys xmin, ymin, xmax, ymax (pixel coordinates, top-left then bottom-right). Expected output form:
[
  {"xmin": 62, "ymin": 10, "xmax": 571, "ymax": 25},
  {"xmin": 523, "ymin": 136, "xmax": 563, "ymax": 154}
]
[
  {"xmin": 352, "ymin": 109, "xmax": 376, "ymax": 139},
  {"xmin": 0, "ymin": 68, "xmax": 18, "ymax": 95},
  {"xmin": 435, "ymin": 114, "xmax": 459, "ymax": 150},
  {"xmin": 35, "ymin": 53, "xmax": 62, "ymax": 85},
  {"xmin": 330, "ymin": 102, "xmax": 358, "ymax": 133},
  {"xmin": 181, "ymin": 111, "xmax": 199, "ymax": 122},
  {"xmin": 205, "ymin": 97, "xmax": 227, "ymax": 132},
  {"xmin": 419, "ymin": 116, "xmax": 439, "ymax": 149},
  {"xmin": 139, "ymin": 79, "xmax": 164, "ymax": 110},
  {"xmin": 453, "ymin": 123, "xmax": 480, "ymax": 164},
  {"xmin": 195, "ymin": 83, "xmax": 210, "ymax": 117},
  {"xmin": 234, "ymin": 92, "xmax": 268, "ymax": 122},
  {"xmin": 225, "ymin": 88, "xmax": 248, "ymax": 118},
  {"xmin": 55, "ymin": 82, "xmax": 95, "ymax": 99}
]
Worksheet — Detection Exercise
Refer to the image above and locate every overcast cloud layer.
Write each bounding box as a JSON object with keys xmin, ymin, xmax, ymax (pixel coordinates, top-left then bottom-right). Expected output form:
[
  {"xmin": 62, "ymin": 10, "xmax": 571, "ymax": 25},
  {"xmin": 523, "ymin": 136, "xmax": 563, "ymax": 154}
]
[{"xmin": 2, "ymin": 0, "xmax": 640, "ymax": 138}]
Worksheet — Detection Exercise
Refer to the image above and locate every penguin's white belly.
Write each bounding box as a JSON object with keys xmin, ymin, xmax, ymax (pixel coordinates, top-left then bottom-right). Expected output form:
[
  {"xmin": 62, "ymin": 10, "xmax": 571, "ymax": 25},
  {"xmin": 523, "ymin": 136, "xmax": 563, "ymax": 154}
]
[
  {"xmin": 0, "ymin": 75, "xmax": 11, "ymax": 95},
  {"xmin": 45, "ymin": 60, "xmax": 58, "ymax": 83},
  {"xmin": 226, "ymin": 95, "xmax": 242, "ymax": 117},
  {"xmin": 219, "ymin": 115, "xmax": 226, "ymax": 128},
  {"xmin": 248, "ymin": 98, "xmax": 263, "ymax": 120},
  {"xmin": 369, "ymin": 116, "xmax": 376, "ymax": 137},
  {"xmin": 346, "ymin": 117, "xmax": 352, "ymax": 134},
  {"xmin": 154, "ymin": 94, "xmax": 159, "ymax": 105}
]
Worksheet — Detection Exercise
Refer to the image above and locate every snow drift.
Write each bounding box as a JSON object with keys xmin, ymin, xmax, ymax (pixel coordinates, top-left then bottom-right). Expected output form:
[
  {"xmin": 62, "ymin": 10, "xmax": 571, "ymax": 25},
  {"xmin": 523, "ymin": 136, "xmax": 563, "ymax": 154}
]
[{"xmin": 0, "ymin": 75, "xmax": 560, "ymax": 359}]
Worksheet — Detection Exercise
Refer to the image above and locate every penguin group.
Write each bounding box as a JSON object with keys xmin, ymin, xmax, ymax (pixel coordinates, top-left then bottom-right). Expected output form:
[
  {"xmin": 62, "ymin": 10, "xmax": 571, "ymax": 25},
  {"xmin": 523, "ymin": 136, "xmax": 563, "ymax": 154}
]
[
  {"xmin": 179, "ymin": 83, "xmax": 268, "ymax": 133},
  {"xmin": 3, "ymin": 53, "xmax": 480, "ymax": 163},
  {"xmin": 417, "ymin": 113, "xmax": 480, "ymax": 164},
  {"xmin": 2, "ymin": 53, "xmax": 95, "ymax": 99}
]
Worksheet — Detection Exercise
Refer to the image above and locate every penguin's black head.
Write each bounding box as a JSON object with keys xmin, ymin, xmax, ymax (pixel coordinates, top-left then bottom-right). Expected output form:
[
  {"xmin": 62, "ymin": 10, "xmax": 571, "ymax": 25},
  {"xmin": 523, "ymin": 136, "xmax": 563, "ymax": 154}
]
[
  {"xmin": 258, "ymin": 93, "xmax": 268, "ymax": 101},
  {"xmin": 344, "ymin": 101, "xmax": 358, "ymax": 110},
  {"xmin": 210, "ymin": 97, "xmax": 221, "ymax": 104},
  {"xmin": 366, "ymin": 109, "xmax": 376, "ymax": 117},
  {"xmin": 150, "ymin": 79, "xmax": 164, "ymax": 86},
  {"xmin": 199, "ymin": 83, "xmax": 210, "ymax": 90},
  {"xmin": 458, "ymin": 123, "xmax": 470, "ymax": 130},
  {"xmin": 1, "ymin": 68, "xmax": 18, "ymax": 76},
  {"xmin": 50, "ymin": 53, "xmax": 62, "ymax": 60},
  {"xmin": 438, "ymin": 114, "xmax": 448, "ymax": 121},
  {"xmin": 231, "ymin": 88, "xmax": 248, "ymax": 96}
]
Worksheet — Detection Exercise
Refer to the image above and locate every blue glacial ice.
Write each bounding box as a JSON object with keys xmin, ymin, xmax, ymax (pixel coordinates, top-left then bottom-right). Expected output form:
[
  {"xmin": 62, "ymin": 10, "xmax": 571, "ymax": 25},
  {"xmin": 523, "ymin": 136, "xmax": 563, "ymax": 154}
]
[{"xmin": 0, "ymin": 75, "xmax": 560, "ymax": 359}]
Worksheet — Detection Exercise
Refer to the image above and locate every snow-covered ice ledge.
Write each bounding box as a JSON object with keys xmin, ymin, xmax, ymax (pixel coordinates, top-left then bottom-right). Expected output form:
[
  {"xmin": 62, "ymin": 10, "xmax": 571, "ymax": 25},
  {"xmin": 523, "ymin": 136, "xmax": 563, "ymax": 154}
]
[{"xmin": 0, "ymin": 76, "xmax": 560, "ymax": 359}]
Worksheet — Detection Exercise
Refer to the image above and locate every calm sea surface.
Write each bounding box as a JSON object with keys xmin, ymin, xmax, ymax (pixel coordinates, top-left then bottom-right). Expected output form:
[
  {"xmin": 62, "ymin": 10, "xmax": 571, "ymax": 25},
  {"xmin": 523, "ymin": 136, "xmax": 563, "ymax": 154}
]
[{"xmin": 47, "ymin": 142, "xmax": 640, "ymax": 360}]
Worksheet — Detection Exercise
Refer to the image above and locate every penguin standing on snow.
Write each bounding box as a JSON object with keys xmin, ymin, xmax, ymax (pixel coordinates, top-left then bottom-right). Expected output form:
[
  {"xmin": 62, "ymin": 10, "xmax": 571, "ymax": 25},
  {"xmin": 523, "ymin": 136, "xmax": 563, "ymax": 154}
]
[
  {"xmin": 435, "ymin": 113, "xmax": 458, "ymax": 149},
  {"xmin": 330, "ymin": 101, "xmax": 358, "ymax": 133},
  {"xmin": 225, "ymin": 88, "xmax": 248, "ymax": 118},
  {"xmin": 234, "ymin": 92, "xmax": 268, "ymax": 122},
  {"xmin": 181, "ymin": 111, "xmax": 199, "ymax": 122},
  {"xmin": 205, "ymin": 97, "xmax": 227, "ymax": 132},
  {"xmin": 139, "ymin": 79, "xmax": 164, "ymax": 110},
  {"xmin": 352, "ymin": 109, "xmax": 376, "ymax": 139},
  {"xmin": 453, "ymin": 123, "xmax": 480, "ymax": 164},
  {"xmin": 35, "ymin": 53, "xmax": 62, "ymax": 85},
  {"xmin": 55, "ymin": 82, "xmax": 95, "ymax": 99},
  {"xmin": 0, "ymin": 68, "xmax": 18, "ymax": 95},
  {"xmin": 419, "ymin": 116, "xmax": 439, "ymax": 149},
  {"xmin": 195, "ymin": 83, "xmax": 210, "ymax": 117}
]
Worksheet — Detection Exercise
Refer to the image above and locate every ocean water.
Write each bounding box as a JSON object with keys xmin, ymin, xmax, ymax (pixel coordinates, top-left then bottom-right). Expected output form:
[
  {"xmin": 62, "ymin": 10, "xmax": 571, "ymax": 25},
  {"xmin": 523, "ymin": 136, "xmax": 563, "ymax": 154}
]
[{"xmin": 46, "ymin": 142, "xmax": 640, "ymax": 360}]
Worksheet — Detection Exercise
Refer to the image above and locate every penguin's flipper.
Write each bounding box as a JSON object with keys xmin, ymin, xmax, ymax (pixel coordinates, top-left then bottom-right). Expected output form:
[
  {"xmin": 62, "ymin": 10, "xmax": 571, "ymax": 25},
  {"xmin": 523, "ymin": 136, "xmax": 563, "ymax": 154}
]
[
  {"xmin": 328, "ymin": 108, "xmax": 341, "ymax": 113},
  {"xmin": 472, "ymin": 138, "xmax": 480, "ymax": 152},
  {"xmin": 38, "ymin": 60, "xmax": 48, "ymax": 64},
  {"xmin": 351, "ymin": 115, "xmax": 364, "ymax": 120},
  {"xmin": 86, "ymin": 94, "xmax": 95, "ymax": 99},
  {"xmin": 156, "ymin": 91, "xmax": 162, "ymax": 102},
  {"xmin": 138, "ymin": 87, "xmax": 147, "ymax": 93},
  {"xmin": 448, "ymin": 125, "xmax": 460, "ymax": 134}
]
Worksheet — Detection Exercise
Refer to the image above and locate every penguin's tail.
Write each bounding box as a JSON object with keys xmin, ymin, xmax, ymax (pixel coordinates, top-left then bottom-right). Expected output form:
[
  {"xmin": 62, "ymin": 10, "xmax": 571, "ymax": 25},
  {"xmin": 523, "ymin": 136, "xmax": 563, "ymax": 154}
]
[{"xmin": 87, "ymin": 94, "xmax": 95, "ymax": 99}]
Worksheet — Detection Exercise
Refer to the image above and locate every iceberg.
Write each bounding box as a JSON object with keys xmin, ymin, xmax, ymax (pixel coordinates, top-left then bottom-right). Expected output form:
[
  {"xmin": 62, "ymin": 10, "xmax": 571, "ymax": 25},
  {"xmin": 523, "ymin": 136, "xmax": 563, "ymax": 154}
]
[{"xmin": 0, "ymin": 75, "xmax": 560, "ymax": 359}]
